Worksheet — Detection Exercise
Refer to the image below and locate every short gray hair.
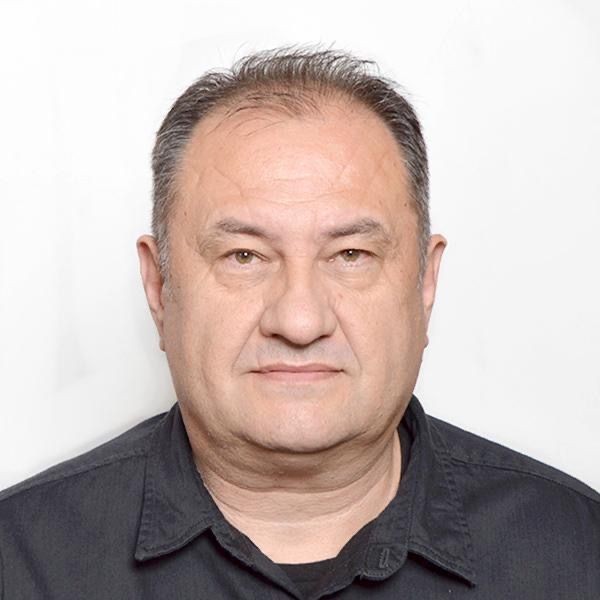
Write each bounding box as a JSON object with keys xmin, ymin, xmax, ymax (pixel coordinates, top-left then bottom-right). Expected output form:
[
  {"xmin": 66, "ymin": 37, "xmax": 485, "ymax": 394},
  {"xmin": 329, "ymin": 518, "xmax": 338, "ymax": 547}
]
[{"xmin": 151, "ymin": 45, "xmax": 430, "ymax": 289}]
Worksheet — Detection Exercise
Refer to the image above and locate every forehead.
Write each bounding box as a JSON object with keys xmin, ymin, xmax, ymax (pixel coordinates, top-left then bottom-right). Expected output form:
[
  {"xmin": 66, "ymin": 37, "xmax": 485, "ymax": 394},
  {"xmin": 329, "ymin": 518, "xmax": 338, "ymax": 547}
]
[{"xmin": 175, "ymin": 98, "xmax": 413, "ymax": 234}]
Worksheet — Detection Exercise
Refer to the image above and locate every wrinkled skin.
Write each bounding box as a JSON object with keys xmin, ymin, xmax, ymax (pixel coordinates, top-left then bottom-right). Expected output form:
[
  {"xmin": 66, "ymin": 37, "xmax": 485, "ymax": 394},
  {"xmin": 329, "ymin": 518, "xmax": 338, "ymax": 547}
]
[{"xmin": 138, "ymin": 99, "xmax": 446, "ymax": 480}]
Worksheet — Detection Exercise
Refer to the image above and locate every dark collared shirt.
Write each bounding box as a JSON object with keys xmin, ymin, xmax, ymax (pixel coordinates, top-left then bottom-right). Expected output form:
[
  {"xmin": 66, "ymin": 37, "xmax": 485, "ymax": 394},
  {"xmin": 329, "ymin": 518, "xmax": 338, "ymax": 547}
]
[{"xmin": 1, "ymin": 396, "xmax": 599, "ymax": 599}]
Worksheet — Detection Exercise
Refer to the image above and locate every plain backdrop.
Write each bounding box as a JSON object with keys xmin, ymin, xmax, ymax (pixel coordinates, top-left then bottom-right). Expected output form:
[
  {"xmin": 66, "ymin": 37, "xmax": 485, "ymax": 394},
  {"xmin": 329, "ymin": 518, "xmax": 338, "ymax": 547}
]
[{"xmin": 0, "ymin": 0, "xmax": 598, "ymax": 492}]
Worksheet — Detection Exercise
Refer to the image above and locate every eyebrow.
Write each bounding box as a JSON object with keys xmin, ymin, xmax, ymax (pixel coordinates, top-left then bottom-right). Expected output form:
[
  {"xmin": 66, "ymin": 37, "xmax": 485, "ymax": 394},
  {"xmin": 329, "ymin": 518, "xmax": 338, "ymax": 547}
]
[
  {"xmin": 197, "ymin": 216, "xmax": 394, "ymax": 254},
  {"xmin": 323, "ymin": 218, "xmax": 393, "ymax": 245}
]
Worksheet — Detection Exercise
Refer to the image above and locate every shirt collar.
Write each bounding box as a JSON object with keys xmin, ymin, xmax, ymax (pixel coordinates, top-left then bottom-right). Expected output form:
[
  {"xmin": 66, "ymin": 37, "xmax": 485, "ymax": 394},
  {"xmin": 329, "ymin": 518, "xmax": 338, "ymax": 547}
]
[
  {"xmin": 404, "ymin": 397, "xmax": 477, "ymax": 584},
  {"xmin": 134, "ymin": 403, "xmax": 217, "ymax": 561},
  {"xmin": 134, "ymin": 396, "xmax": 476, "ymax": 585}
]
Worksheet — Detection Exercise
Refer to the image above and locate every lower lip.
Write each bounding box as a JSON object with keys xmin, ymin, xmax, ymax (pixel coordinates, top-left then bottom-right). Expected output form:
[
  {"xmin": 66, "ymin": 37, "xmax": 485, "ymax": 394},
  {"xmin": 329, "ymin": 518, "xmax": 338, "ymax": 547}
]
[{"xmin": 255, "ymin": 370, "xmax": 341, "ymax": 382}]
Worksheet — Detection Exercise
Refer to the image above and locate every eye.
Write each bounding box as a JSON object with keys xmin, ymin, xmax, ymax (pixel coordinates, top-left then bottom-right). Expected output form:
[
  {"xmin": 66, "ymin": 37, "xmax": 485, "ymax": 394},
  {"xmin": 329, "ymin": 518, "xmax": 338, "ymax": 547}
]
[
  {"xmin": 224, "ymin": 249, "xmax": 260, "ymax": 266},
  {"xmin": 337, "ymin": 249, "xmax": 369, "ymax": 263},
  {"xmin": 331, "ymin": 248, "xmax": 372, "ymax": 268}
]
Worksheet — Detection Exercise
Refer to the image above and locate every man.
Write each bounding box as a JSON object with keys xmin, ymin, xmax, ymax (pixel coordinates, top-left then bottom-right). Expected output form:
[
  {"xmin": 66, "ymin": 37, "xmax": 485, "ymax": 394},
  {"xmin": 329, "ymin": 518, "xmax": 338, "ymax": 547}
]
[{"xmin": 0, "ymin": 46, "xmax": 598, "ymax": 599}]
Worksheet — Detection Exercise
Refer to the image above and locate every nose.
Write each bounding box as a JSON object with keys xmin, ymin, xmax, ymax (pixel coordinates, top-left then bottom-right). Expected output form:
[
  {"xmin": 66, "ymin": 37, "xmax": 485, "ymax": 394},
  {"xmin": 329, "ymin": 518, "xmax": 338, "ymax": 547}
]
[{"xmin": 259, "ymin": 260, "xmax": 337, "ymax": 346}]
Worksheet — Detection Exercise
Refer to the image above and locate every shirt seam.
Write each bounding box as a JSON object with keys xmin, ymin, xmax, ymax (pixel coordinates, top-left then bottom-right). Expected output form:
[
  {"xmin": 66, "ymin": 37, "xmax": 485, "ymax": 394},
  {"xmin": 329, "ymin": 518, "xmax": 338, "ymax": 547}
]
[
  {"xmin": 434, "ymin": 448, "xmax": 476, "ymax": 573},
  {"xmin": 425, "ymin": 422, "xmax": 477, "ymax": 582},
  {"xmin": 135, "ymin": 431, "xmax": 158, "ymax": 558},
  {"xmin": 448, "ymin": 455, "xmax": 600, "ymax": 505},
  {"xmin": 0, "ymin": 446, "xmax": 150, "ymax": 504},
  {"xmin": 409, "ymin": 540, "xmax": 472, "ymax": 573},
  {"xmin": 140, "ymin": 521, "xmax": 214, "ymax": 555}
]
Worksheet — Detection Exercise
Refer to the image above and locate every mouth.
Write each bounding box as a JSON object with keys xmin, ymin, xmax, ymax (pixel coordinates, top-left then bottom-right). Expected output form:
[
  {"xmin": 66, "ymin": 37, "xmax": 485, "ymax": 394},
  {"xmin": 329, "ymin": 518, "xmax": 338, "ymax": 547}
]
[{"xmin": 252, "ymin": 363, "xmax": 342, "ymax": 383}]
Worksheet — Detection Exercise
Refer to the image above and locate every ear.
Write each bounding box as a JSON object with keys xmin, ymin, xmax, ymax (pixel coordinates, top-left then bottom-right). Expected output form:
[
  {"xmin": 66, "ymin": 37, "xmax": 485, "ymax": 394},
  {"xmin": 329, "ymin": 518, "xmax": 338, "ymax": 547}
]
[
  {"xmin": 137, "ymin": 235, "xmax": 167, "ymax": 352},
  {"xmin": 421, "ymin": 234, "xmax": 447, "ymax": 347}
]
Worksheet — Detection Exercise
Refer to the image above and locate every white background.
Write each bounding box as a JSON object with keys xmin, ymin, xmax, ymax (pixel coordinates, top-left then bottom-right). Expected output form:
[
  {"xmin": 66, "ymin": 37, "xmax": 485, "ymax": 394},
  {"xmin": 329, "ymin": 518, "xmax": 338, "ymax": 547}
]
[{"xmin": 0, "ymin": 0, "xmax": 598, "ymax": 492}]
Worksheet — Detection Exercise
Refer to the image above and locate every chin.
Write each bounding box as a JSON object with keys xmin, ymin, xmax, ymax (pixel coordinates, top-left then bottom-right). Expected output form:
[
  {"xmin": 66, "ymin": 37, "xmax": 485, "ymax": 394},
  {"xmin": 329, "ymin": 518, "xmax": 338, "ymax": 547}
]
[
  {"xmin": 263, "ymin": 436, "xmax": 340, "ymax": 455},
  {"xmin": 249, "ymin": 416, "xmax": 356, "ymax": 455},
  {"xmin": 236, "ymin": 380, "xmax": 376, "ymax": 453}
]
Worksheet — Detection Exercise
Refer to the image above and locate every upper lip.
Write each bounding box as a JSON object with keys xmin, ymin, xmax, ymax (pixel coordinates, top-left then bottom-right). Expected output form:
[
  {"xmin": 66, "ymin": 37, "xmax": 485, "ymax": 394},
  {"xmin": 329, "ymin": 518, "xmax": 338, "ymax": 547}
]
[{"xmin": 256, "ymin": 363, "xmax": 341, "ymax": 373}]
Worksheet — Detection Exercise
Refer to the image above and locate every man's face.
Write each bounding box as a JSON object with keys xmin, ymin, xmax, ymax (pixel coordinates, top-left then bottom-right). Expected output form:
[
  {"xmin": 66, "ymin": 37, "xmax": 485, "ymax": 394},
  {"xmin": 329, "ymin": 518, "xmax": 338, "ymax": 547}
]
[{"xmin": 139, "ymin": 99, "xmax": 444, "ymax": 455}]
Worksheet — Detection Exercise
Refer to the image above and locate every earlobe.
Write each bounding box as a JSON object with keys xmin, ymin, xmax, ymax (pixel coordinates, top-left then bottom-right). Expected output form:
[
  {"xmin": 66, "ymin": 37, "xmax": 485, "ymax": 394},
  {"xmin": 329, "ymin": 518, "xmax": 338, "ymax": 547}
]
[{"xmin": 136, "ymin": 235, "xmax": 167, "ymax": 351}]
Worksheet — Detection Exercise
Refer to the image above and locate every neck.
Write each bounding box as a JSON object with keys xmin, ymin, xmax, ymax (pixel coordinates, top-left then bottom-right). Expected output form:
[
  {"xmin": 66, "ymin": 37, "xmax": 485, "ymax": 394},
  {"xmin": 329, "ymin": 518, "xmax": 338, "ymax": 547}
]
[{"xmin": 187, "ymin": 425, "xmax": 402, "ymax": 564}]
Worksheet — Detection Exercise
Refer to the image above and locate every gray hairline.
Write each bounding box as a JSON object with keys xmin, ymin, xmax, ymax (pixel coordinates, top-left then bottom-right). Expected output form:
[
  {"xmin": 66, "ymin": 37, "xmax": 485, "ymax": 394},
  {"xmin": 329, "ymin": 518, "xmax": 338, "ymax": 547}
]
[{"xmin": 151, "ymin": 50, "xmax": 431, "ymax": 296}]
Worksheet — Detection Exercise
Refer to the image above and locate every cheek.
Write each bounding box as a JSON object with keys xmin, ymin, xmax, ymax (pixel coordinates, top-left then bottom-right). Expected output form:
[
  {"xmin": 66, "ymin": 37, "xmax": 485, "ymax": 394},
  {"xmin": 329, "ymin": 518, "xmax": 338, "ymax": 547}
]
[
  {"xmin": 337, "ymin": 278, "xmax": 424, "ymax": 376},
  {"xmin": 170, "ymin": 282, "xmax": 263, "ymax": 372}
]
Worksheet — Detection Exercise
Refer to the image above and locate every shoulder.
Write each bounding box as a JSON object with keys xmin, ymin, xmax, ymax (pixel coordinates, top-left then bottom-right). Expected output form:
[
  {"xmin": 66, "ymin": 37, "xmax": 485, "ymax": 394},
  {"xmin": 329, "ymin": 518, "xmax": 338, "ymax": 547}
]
[
  {"xmin": 425, "ymin": 414, "xmax": 600, "ymax": 590},
  {"xmin": 0, "ymin": 410, "xmax": 171, "ymax": 595},
  {"xmin": 0, "ymin": 410, "xmax": 167, "ymax": 508},
  {"xmin": 427, "ymin": 414, "xmax": 600, "ymax": 552},
  {"xmin": 428, "ymin": 415, "xmax": 600, "ymax": 504}
]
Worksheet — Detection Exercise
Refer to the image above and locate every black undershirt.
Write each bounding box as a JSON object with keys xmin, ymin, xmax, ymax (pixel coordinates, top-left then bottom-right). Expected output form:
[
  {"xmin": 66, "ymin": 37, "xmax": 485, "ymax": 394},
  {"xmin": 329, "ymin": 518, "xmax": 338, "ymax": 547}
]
[{"xmin": 276, "ymin": 421, "xmax": 412, "ymax": 598}]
